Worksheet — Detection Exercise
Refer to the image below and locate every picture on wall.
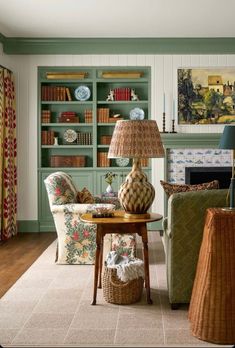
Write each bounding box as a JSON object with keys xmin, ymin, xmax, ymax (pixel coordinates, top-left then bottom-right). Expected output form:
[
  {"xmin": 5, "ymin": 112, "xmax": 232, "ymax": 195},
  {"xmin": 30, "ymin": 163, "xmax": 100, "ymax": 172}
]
[{"xmin": 178, "ymin": 68, "xmax": 235, "ymax": 124}]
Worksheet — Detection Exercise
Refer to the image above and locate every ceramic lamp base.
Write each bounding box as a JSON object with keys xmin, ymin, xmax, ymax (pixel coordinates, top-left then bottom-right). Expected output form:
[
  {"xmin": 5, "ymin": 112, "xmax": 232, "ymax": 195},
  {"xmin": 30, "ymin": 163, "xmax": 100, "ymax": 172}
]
[{"xmin": 118, "ymin": 158, "xmax": 155, "ymax": 215}]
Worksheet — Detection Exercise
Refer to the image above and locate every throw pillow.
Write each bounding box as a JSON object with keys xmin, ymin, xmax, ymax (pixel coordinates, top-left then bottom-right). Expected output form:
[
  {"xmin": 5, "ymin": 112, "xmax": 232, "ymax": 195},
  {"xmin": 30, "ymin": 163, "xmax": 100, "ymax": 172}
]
[
  {"xmin": 160, "ymin": 180, "xmax": 219, "ymax": 198},
  {"xmin": 77, "ymin": 187, "xmax": 95, "ymax": 203}
]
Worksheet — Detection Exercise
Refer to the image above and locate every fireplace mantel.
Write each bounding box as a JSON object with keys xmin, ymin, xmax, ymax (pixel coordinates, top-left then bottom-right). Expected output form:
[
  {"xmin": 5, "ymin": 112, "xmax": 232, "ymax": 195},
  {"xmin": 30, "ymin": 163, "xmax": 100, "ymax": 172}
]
[{"xmin": 161, "ymin": 133, "xmax": 221, "ymax": 148}]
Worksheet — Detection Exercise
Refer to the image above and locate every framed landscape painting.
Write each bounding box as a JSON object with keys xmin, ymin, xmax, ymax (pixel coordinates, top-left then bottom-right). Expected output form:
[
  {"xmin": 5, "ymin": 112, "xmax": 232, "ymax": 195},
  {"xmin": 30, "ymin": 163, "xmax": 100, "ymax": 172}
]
[{"xmin": 178, "ymin": 68, "xmax": 235, "ymax": 124}]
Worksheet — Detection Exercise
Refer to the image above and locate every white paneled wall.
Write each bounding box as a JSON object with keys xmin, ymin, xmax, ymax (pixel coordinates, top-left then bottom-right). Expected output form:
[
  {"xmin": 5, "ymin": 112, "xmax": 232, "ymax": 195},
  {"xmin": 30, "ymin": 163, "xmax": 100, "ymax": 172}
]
[{"xmin": 1, "ymin": 52, "xmax": 235, "ymax": 220}]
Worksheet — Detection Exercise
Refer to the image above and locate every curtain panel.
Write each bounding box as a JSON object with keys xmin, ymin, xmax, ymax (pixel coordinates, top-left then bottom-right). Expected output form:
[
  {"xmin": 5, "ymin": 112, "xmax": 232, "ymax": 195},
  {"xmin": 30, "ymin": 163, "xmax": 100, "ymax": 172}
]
[{"xmin": 0, "ymin": 67, "xmax": 17, "ymax": 241}]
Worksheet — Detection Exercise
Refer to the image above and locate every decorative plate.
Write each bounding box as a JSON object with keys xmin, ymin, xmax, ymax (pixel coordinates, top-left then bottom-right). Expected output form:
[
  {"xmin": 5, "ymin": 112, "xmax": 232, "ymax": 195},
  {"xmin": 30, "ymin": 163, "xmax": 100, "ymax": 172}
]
[
  {"xmin": 116, "ymin": 158, "xmax": 130, "ymax": 167},
  {"xmin": 63, "ymin": 129, "xmax": 77, "ymax": 143},
  {"xmin": 129, "ymin": 107, "xmax": 145, "ymax": 120},
  {"xmin": 74, "ymin": 85, "xmax": 91, "ymax": 101}
]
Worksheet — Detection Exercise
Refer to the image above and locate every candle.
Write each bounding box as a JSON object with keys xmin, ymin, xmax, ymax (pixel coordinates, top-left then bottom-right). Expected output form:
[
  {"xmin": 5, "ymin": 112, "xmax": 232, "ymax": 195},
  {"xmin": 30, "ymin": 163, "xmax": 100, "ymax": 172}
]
[
  {"xmin": 172, "ymin": 100, "xmax": 175, "ymax": 120},
  {"xmin": 163, "ymin": 93, "xmax": 165, "ymax": 113}
]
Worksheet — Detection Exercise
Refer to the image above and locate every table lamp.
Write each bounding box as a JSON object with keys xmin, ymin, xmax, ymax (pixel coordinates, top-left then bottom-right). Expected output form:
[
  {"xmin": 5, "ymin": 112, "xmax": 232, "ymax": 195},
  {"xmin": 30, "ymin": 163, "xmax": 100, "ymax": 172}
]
[
  {"xmin": 108, "ymin": 120, "xmax": 165, "ymax": 219},
  {"xmin": 219, "ymin": 125, "xmax": 235, "ymax": 210}
]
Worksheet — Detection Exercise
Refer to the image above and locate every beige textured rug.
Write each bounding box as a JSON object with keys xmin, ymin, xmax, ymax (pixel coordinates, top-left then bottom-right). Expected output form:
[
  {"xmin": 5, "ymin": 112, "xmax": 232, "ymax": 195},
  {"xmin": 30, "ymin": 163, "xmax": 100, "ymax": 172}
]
[{"xmin": 0, "ymin": 233, "xmax": 232, "ymax": 348}]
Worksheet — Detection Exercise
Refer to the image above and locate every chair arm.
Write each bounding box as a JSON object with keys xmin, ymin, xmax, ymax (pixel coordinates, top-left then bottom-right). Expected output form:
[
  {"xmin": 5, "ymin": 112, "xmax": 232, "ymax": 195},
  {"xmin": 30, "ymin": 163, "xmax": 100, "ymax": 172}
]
[{"xmin": 51, "ymin": 203, "xmax": 115, "ymax": 215}]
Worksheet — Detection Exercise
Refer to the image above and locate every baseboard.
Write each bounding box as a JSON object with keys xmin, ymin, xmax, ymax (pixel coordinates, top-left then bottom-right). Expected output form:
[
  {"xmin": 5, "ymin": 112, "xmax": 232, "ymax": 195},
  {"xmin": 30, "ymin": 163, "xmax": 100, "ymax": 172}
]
[{"xmin": 17, "ymin": 220, "xmax": 40, "ymax": 232}]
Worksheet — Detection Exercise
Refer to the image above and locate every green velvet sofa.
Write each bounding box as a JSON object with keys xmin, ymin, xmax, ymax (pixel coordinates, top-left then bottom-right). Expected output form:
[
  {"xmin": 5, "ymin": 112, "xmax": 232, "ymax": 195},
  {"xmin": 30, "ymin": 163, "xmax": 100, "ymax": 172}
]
[{"xmin": 162, "ymin": 188, "xmax": 227, "ymax": 309}]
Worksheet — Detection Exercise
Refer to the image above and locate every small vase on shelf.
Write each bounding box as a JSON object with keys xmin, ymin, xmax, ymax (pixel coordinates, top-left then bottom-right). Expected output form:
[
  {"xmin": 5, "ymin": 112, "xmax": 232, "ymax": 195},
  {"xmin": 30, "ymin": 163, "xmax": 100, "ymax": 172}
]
[{"xmin": 106, "ymin": 184, "xmax": 113, "ymax": 194}]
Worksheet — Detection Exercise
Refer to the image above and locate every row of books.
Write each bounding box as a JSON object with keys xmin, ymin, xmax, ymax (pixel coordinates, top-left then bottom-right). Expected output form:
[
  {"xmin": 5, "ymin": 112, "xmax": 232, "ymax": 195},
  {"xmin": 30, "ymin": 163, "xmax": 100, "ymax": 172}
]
[
  {"xmin": 41, "ymin": 131, "xmax": 55, "ymax": 145},
  {"xmin": 100, "ymin": 135, "xmax": 112, "ymax": 145},
  {"xmin": 84, "ymin": 109, "xmax": 93, "ymax": 123},
  {"xmin": 41, "ymin": 110, "xmax": 51, "ymax": 123},
  {"xmin": 97, "ymin": 152, "xmax": 110, "ymax": 167},
  {"xmin": 41, "ymin": 86, "xmax": 71, "ymax": 101},
  {"xmin": 97, "ymin": 108, "xmax": 110, "ymax": 122},
  {"xmin": 77, "ymin": 132, "xmax": 92, "ymax": 145},
  {"xmin": 113, "ymin": 88, "xmax": 131, "ymax": 101}
]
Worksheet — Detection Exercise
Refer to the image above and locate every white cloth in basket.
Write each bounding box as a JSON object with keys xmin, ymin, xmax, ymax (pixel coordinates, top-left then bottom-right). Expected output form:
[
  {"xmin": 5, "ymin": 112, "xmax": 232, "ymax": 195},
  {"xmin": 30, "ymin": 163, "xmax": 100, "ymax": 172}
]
[{"xmin": 105, "ymin": 251, "xmax": 144, "ymax": 282}]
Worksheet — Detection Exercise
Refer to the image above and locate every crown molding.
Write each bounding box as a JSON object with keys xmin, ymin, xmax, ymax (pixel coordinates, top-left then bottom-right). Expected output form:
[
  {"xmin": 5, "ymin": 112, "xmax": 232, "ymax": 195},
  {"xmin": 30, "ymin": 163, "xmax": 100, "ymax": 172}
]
[{"xmin": 1, "ymin": 36, "xmax": 235, "ymax": 54}]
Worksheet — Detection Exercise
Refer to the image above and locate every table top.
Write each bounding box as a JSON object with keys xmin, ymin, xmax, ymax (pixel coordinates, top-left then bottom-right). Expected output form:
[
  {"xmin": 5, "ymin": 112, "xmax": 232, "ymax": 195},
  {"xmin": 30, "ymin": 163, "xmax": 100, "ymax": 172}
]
[{"xmin": 80, "ymin": 210, "xmax": 163, "ymax": 225}]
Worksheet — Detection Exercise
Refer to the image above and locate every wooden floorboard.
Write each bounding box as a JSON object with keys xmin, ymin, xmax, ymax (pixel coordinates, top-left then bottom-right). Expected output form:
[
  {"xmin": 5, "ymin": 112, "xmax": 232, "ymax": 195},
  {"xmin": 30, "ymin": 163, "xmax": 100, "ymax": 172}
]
[{"xmin": 0, "ymin": 232, "xmax": 57, "ymax": 298}]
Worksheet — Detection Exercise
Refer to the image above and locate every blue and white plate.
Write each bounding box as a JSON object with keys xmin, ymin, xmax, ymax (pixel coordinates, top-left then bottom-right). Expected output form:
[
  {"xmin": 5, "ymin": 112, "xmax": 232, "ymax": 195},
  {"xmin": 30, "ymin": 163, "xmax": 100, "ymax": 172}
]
[
  {"xmin": 115, "ymin": 158, "xmax": 130, "ymax": 167},
  {"xmin": 74, "ymin": 85, "xmax": 91, "ymax": 101},
  {"xmin": 129, "ymin": 107, "xmax": 145, "ymax": 120}
]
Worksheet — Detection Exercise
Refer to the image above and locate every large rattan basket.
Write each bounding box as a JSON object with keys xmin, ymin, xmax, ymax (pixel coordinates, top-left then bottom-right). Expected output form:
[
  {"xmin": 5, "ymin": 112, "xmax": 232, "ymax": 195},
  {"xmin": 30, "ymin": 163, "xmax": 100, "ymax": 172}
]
[{"xmin": 102, "ymin": 266, "xmax": 144, "ymax": 305}]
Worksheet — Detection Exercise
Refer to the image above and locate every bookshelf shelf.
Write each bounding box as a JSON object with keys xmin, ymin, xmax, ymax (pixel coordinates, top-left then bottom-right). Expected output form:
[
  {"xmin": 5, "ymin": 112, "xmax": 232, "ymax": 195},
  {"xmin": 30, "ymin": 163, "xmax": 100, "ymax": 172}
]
[{"xmin": 38, "ymin": 66, "xmax": 151, "ymax": 230}]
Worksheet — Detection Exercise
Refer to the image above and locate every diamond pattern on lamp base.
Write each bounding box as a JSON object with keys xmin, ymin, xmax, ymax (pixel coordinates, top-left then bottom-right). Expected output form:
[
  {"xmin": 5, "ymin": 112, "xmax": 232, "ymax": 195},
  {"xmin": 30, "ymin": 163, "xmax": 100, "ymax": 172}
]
[{"xmin": 118, "ymin": 159, "xmax": 155, "ymax": 216}]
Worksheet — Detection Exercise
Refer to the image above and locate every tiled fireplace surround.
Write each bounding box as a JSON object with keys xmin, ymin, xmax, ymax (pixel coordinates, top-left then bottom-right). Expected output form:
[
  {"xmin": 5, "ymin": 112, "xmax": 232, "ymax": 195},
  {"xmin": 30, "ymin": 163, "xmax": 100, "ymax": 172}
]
[
  {"xmin": 160, "ymin": 132, "xmax": 232, "ymax": 217},
  {"xmin": 162, "ymin": 133, "xmax": 232, "ymax": 184}
]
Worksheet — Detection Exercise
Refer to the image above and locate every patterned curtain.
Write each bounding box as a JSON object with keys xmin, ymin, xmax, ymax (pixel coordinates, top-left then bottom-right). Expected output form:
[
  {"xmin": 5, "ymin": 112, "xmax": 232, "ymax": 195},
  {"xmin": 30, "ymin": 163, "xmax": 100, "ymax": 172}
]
[{"xmin": 0, "ymin": 67, "xmax": 17, "ymax": 241}]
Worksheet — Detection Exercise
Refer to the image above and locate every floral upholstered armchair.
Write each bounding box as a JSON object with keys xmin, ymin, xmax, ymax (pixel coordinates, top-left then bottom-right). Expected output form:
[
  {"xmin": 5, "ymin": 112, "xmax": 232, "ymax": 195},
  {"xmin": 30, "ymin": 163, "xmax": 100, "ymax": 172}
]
[{"xmin": 44, "ymin": 171, "xmax": 136, "ymax": 264}]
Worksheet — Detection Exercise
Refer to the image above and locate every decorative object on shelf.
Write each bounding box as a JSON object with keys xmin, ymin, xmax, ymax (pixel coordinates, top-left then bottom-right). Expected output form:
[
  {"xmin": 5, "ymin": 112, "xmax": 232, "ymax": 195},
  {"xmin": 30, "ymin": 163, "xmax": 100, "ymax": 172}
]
[
  {"xmin": 105, "ymin": 171, "xmax": 117, "ymax": 193},
  {"xmin": 129, "ymin": 107, "xmax": 145, "ymax": 120},
  {"xmin": 115, "ymin": 158, "xmax": 130, "ymax": 167},
  {"xmin": 161, "ymin": 112, "xmax": 168, "ymax": 133},
  {"xmin": 106, "ymin": 89, "xmax": 114, "ymax": 101},
  {"xmin": 46, "ymin": 71, "xmax": 88, "ymax": 80},
  {"xmin": 131, "ymin": 89, "xmax": 139, "ymax": 101},
  {"xmin": 58, "ymin": 111, "xmax": 79, "ymax": 123},
  {"xmin": 102, "ymin": 71, "xmax": 143, "ymax": 79},
  {"xmin": 218, "ymin": 125, "xmax": 235, "ymax": 210},
  {"xmin": 50, "ymin": 155, "xmax": 86, "ymax": 167},
  {"xmin": 108, "ymin": 120, "xmax": 165, "ymax": 219},
  {"xmin": 161, "ymin": 93, "xmax": 168, "ymax": 133},
  {"xmin": 74, "ymin": 85, "xmax": 91, "ymax": 101},
  {"xmin": 63, "ymin": 129, "xmax": 77, "ymax": 143},
  {"xmin": 170, "ymin": 118, "xmax": 177, "ymax": 133},
  {"xmin": 53, "ymin": 137, "xmax": 59, "ymax": 146}
]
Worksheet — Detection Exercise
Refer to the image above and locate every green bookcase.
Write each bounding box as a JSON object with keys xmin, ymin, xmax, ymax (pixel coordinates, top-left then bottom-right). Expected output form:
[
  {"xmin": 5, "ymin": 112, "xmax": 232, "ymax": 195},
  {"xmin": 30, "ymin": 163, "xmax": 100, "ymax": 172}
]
[{"xmin": 38, "ymin": 66, "xmax": 151, "ymax": 231}]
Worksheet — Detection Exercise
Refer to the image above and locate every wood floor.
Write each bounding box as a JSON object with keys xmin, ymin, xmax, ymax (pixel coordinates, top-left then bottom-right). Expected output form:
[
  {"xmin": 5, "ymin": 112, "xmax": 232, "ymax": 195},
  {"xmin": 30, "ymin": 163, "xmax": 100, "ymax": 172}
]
[{"xmin": 0, "ymin": 232, "xmax": 57, "ymax": 298}]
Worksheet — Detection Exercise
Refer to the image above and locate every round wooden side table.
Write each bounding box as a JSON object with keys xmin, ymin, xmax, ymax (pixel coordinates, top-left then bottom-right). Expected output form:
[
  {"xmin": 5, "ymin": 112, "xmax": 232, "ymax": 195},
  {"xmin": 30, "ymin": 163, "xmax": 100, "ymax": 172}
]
[{"xmin": 81, "ymin": 210, "xmax": 162, "ymax": 305}]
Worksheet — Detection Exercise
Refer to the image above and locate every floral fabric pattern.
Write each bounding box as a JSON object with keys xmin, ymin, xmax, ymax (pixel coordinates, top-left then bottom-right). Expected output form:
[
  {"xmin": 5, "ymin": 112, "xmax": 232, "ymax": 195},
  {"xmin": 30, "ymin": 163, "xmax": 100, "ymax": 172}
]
[
  {"xmin": 44, "ymin": 171, "xmax": 136, "ymax": 264},
  {"xmin": 111, "ymin": 233, "xmax": 136, "ymax": 258},
  {"xmin": 44, "ymin": 171, "xmax": 77, "ymax": 207},
  {"xmin": 0, "ymin": 67, "xmax": 17, "ymax": 241}
]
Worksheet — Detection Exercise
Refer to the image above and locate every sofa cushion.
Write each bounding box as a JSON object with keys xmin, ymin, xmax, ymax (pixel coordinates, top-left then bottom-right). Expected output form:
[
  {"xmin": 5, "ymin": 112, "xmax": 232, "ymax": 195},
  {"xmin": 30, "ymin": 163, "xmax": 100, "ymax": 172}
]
[
  {"xmin": 160, "ymin": 179, "xmax": 219, "ymax": 198},
  {"xmin": 76, "ymin": 187, "xmax": 95, "ymax": 204}
]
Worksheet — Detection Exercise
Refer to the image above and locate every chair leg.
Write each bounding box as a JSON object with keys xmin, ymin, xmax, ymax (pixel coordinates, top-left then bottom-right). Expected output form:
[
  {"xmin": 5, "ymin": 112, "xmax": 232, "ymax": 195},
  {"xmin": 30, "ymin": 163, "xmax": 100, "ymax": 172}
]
[{"xmin": 171, "ymin": 303, "xmax": 180, "ymax": 310}]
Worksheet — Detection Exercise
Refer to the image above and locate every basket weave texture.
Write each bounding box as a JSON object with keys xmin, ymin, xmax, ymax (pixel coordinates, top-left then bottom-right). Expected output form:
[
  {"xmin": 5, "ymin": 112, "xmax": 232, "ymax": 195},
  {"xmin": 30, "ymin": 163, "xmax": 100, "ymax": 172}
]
[
  {"xmin": 102, "ymin": 266, "xmax": 144, "ymax": 305},
  {"xmin": 189, "ymin": 208, "xmax": 235, "ymax": 345}
]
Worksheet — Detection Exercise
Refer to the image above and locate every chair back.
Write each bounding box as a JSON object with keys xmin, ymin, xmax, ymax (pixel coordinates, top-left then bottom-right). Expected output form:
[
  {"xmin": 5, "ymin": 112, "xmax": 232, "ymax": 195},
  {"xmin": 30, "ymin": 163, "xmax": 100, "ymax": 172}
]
[{"xmin": 44, "ymin": 171, "xmax": 77, "ymax": 209}]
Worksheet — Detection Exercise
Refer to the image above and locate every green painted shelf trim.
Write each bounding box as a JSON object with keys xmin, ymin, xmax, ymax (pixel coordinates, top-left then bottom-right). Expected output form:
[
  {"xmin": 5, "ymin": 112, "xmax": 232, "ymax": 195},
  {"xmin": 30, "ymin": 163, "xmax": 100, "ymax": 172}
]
[
  {"xmin": 18, "ymin": 220, "xmax": 40, "ymax": 232},
  {"xmin": 2, "ymin": 36, "xmax": 235, "ymax": 54},
  {"xmin": 161, "ymin": 133, "xmax": 221, "ymax": 148}
]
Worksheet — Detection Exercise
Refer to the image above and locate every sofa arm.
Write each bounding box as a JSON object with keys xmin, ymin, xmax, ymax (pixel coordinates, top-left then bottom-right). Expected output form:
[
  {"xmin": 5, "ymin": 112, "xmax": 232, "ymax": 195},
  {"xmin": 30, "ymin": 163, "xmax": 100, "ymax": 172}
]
[{"xmin": 51, "ymin": 203, "xmax": 115, "ymax": 215}]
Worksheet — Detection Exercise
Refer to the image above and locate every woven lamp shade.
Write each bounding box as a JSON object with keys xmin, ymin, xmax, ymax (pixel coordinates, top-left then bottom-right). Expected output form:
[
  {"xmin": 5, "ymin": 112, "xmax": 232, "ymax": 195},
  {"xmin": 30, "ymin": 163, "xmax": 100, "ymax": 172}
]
[
  {"xmin": 108, "ymin": 120, "xmax": 164, "ymax": 218},
  {"xmin": 108, "ymin": 120, "xmax": 164, "ymax": 158}
]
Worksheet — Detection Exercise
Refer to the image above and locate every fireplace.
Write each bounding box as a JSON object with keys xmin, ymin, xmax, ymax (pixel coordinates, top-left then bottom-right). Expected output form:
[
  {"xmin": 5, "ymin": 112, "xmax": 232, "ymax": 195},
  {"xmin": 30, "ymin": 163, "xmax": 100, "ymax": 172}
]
[{"xmin": 185, "ymin": 166, "xmax": 231, "ymax": 189}]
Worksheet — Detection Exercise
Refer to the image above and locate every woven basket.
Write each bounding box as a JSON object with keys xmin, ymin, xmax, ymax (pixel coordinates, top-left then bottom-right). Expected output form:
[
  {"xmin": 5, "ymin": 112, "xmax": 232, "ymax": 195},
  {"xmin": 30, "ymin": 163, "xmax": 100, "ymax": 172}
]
[{"xmin": 102, "ymin": 266, "xmax": 144, "ymax": 305}]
